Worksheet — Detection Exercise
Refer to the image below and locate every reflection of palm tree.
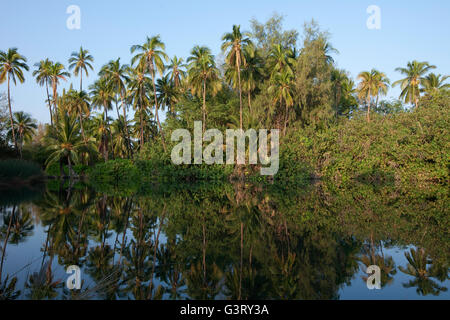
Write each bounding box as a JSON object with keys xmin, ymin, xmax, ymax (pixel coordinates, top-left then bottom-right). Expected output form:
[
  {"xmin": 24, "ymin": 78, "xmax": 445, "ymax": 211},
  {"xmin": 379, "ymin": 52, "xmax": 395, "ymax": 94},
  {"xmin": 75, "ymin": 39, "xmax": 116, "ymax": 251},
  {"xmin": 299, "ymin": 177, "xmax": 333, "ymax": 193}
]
[
  {"xmin": 184, "ymin": 262, "xmax": 222, "ymax": 300},
  {"xmin": 399, "ymin": 248, "xmax": 448, "ymax": 296},
  {"xmin": 0, "ymin": 275, "xmax": 21, "ymax": 300},
  {"xmin": 359, "ymin": 238, "xmax": 397, "ymax": 288},
  {"xmin": 156, "ymin": 241, "xmax": 185, "ymax": 300},
  {"xmin": 25, "ymin": 262, "xmax": 62, "ymax": 300}
]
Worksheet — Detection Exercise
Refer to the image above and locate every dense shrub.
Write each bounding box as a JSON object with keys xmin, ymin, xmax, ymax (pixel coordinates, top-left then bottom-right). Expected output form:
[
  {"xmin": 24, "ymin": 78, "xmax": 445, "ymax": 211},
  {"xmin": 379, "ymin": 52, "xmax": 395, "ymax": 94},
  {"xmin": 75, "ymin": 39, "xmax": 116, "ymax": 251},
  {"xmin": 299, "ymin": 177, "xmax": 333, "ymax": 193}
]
[{"xmin": 0, "ymin": 159, "xmax": 43, "ymax": 181}]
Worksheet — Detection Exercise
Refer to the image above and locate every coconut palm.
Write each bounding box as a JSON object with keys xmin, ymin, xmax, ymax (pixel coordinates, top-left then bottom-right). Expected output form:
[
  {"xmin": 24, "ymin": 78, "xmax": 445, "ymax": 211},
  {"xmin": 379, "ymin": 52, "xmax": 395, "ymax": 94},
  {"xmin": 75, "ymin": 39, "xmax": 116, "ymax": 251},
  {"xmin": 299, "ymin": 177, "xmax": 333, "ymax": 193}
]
[
  {"xmin": 65, "ymin": 89, "xmax": 91, "ymax": 143},
  {"xmin": 420, "ymin": 73, "xmax": 450, "ymax": 96},
  {"xmin": 222, "ymin": 25, "xmax": 252, "ymax": 130},
  {"xmin": 99, "ymin": 59, "xmax": 132, "ymax": 156},
  {"xmin": 167, "ymin": 56, "xmax": 187, "ymax": 89},
  {"xmin": 90, "ymin": 78, "xmax": 114, "ymax": 122},
  {"xmin": 357, "ymin": 69, "xmax": 388, "ymax": 122},
  {"xmin": 267, "ymin": 44, "xmax": 296, "ymax": 78},
  {"xmin": 0, "ymin": 48, "xmax": 29, "ymax": 150},
  {"xmin": 392, "ymin": 60, "xmax": 436, "ymax": 108},
  {"xmin": 187, "ymin": 46, "xmax": 222, "ymax": 133},
  {"xmin": 156, "ymin": 75, "xmax": 177, "ymax": 116},
  {"xmin": 126, "ymin": 66, "xmax": 152, "ymax": 149},
  {"xmin": 268, "ymin": 71, "xmax": 294, "ymax": 135},
  {"xmin": 241, "ymin": 44, "xmax": 263, "ymax": 112},
  {"xmin": 45, "ymin": 114, "xmax": 91, "ymax": 178},
  {"xmin": 33, "ymin": 59, "xmax": 54, "ymax": 124},
  {"xmin": 131, "ymin": 36, "xmax": 168, "ymax": 151},
  {"xmin": 89, "ymin": 113, "xmax": 111, "ymax": 161},
  {"xmin": 68, "ymin": 46, "xmax": 94, "ymax": 91},
  {"xmin": 48, "ymin": 62, "xmax": 71, "ymax": 122},
  {"xmin": 7, "ymin": 111, "xmax": 37, "ymax": 158}
]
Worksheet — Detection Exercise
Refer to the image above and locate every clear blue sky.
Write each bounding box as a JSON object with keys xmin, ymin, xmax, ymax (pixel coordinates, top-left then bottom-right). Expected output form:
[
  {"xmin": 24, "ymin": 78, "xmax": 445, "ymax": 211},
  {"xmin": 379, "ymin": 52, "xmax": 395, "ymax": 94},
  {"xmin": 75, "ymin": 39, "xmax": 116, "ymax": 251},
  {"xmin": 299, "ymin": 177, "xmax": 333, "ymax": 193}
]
[{"xmin": 1, "ymin": 0, "xmax": 449, "ymax": 124}]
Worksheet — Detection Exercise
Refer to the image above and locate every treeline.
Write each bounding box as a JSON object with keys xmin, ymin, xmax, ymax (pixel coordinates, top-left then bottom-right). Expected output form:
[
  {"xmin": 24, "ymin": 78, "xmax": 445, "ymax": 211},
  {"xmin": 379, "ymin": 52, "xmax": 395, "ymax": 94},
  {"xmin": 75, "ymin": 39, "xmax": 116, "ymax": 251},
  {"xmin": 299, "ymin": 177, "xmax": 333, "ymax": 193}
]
[{"xmin": 0, "ymin": 15, "xmax": 448, "ymax": 182}]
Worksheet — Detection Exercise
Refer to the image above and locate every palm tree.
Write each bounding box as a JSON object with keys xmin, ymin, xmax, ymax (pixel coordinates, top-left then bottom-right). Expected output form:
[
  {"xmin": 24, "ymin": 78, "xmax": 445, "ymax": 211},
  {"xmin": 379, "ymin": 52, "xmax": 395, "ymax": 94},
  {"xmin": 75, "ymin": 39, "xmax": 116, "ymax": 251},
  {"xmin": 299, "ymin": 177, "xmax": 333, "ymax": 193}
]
[
  {"xmin": 167, "ymin": 56, "xmax": 187, "ymax": 89},
  {"xmin": 90, "ymin": 78, "xmax": 114, "ymax": 122},
  {"xmin": 392, "ymin": 60, "xmax": 436, "ymax": 108},
  {"xmin": 99, "ymin": 59, "xmax": 131, "ymax": 156},
  {"xmin": 357, "ymin": 69, "xmax": 388, "ymax": 122},
  {"xmin": 131, "ymin": 36, "xmax": 168, "ymax": 152},
  {"xmin": 33, "ymin": 59, "xmax": 54, "ymax": 124},
  {"xmin": 68, "ymin": 46, "xmax": 94, "ymax": 91},
  {"xmin": 7, "ymin": 111, "xmax": 37, "ymax": 158},
  {"xmin": 373, "ymin": 71, "xmax": 390, "ymax": 110},
  {"xmin": 45, "ymin": 114, "xmax": 90, "ymax": 178},
  {"xmin": 48, "ymin": 62, "xmax": 70, "ymax": 122},
  {"xmin": 420, "ymin": 73, "xmax": 450, "ymax": 96},
  {"xmin": 65, "ymin": 89, "xmax": 91, "ymax": 143},
  {"xmin": 268, "ymin": 71, "xmax": 294, "ymax": 135},
  {"xmin": 187, "ymin": 45, "xmax": 221, "ymax": 133},
  {"xmin": 127, "ymin": 66, "xmax": 152, "ymax": 149},
  {"xmin": 241, "ymin": 45, "xmax": 263, "ymax": 113},
  {"xmin": 0, "ymin": 48, "xmax": 29, "ymax": 150},
  {"xmin": 267, "ymin": 44, "xmax": 296, "ymax": 78},
  {"xmin": 222, "ymin": 25, "xmax": 252, "ymax": 130},
  {"xmin": 156, "ymin": 75, "xmax": 177, "ymax": 116}
]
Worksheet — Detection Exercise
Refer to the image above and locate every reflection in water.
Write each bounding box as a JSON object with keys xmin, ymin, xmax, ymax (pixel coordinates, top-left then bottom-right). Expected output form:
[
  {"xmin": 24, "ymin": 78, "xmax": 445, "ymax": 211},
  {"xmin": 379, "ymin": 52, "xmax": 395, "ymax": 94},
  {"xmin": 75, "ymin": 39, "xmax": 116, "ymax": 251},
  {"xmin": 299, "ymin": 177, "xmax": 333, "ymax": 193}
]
[{"xmin": 0, "ymin": 181, "xmax": 448, "ymax": 300}]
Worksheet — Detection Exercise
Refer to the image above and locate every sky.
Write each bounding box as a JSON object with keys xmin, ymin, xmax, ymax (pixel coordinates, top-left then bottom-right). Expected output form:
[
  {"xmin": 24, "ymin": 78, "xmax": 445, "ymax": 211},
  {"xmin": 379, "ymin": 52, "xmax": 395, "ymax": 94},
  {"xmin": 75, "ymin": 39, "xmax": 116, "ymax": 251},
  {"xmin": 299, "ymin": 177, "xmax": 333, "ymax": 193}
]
[{"xmin": 1, "ymin": 0, "xmax": 449, "ymax": 124}]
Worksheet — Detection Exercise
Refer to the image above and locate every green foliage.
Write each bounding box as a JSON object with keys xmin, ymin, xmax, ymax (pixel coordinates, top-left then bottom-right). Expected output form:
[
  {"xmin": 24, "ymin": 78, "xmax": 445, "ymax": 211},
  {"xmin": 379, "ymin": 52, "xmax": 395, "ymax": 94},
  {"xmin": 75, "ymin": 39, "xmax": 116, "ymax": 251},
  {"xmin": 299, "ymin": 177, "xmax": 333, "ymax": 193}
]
[{"xmin": 0, "ymin": 159, "xmax": 43, "ymax": 180}]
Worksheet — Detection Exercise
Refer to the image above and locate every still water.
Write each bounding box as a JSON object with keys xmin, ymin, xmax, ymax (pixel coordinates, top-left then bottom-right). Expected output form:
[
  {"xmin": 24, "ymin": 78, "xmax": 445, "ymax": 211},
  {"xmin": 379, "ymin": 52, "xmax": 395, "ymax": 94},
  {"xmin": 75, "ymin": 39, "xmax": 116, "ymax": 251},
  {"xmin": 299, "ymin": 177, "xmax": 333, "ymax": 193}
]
[{"xmin": 0, "ymin": 180, "xmax": 448, "ymax": 300}]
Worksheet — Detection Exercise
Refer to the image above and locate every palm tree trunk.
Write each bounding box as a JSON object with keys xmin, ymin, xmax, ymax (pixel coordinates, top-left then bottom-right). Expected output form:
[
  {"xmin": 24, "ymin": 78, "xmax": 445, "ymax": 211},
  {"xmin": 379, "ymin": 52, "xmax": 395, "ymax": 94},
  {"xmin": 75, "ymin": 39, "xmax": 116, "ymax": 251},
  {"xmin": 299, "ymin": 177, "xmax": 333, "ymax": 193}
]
[
  {"xmin": 80, "ymin": 70, "xmax": 83, "ymax": 92},
  {"xmin": 284, "ymin": 100, "xmax": 289, "ymax": 136},
  {"xmin": 121, "ymin": 95, "xmax": 133, "ymax": 158},
  {"xmin": 140, "ymin": 90, "xmax": 144, "ymax": 149},
  {"xmin": 237, "ymin": 62, "xmax": 243, "ymax": 130},
  {"xmin": 367, "ymin": 88, "xmax": 371, "ymax": 123},
  {"xmin": 7, "ymin": 75, "xmax": 17, "ymax": 151},
  {"xmin": 79, "ymin": 112, "xmax": 87, "ymax": 144},
  {"xmin": 53, "ymin": 80, "xmax": 58, "ymax": 123},
  {"xmin": 248, "ymin": 91, "xmax": 252, "ymax": 114},
  {"xmin": 45, "ymin": 79, "xmax": 53, "ymax": 125},
  {"xmin": 150, "ymin": 61, "xmax": 167, "ymax": 152},
  {"xmin": 202, "ymin": 79, "xmax": 207, "ymax": 133}
]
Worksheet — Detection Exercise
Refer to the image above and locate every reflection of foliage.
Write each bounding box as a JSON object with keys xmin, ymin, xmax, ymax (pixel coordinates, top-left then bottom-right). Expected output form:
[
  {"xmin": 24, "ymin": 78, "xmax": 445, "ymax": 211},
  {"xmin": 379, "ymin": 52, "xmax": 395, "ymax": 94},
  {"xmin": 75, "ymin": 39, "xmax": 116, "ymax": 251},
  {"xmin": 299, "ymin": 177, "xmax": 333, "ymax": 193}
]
[
  {"xmin": 399, "ymin": 248, "xmax": 448, "ymax": 296},
  {"xmin": 0, "ymin": 275, "xmax": 20, "ymax": 300},
  {"xmin": 25, "ymin": 262, "xmax": 62, "ymax": 300}
]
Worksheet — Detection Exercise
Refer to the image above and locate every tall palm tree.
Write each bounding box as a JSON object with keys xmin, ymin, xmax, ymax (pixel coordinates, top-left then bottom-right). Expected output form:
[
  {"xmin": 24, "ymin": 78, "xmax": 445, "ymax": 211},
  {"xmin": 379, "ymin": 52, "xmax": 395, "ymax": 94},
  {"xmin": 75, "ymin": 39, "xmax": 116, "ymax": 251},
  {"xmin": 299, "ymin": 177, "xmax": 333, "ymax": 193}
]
[
  {"xmin": 373, "ymin": 71, "xmax": 390, "ymax": 110},
  {"xmin": 357, "ymin": 69, "xmax": 388, "ymax": 122},
  {"xmin": 99, "ymin": 59, "xmax": 131, "ymax": 156},
  {"xmin": 420, "ymin": 73, "xmax": 450, "ymax": 96},
  {"xmin": 126, "ymin": 66, "xmax": 152, "ymax": 149},
  {"xmin": 268, "ymin": 71, "xmax": 294, "ymax": 135},
  {"xmin": 222, "ymin": 25, "xmax": 252, "ymax": 130},
  {"xmin": 392, "ymin": 60, "xmax": 436, "ymax": 108},
  {"xmin": 90, "ymin": 78, "xmax": 114, "ymax": 122},
  {"xmin": 33, "ymin": 59, "xmax": 54, "ymax": 124},
  {"xmin": 241, "ymin": 44, "xmax": 263, "ymax": 113},
  {"xmin": 131, "ymin": 36, "xmax": 168, "ymax": 152},
  {"xmin": 68, "ymin": 46, "xmax": 94, "ymax": 91},
  {"xmin": 167, "ymin": 56, "xmax": 187, "ymax": 89},
  {"xmin": 48, "ymin": 62, "xmax": 70, "ymax": 122},
  {"xmin": 187, "ymin": 45, "xmax": 221, "ymax": 133},
  {"xmin": 0, "ymin": 48, "xmax": 29, "ymax": 150},
  {"xmin": 65, "ymin": 89, "xmax": 91, "ymax": 143},
  {"xmin": 7, "ymin": 111, "xmax": 37, "ymax": 158}
]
